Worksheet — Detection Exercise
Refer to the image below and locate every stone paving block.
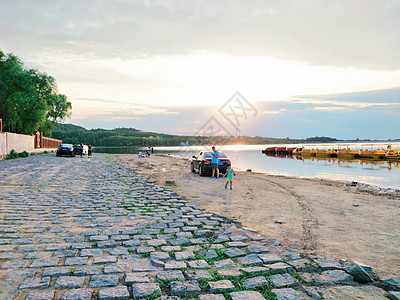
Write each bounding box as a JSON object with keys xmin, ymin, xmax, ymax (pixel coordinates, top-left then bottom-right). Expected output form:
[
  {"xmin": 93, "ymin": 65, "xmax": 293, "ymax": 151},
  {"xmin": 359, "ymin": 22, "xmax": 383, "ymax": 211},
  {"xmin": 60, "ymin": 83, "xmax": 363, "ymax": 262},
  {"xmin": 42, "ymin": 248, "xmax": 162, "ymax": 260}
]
[
  {"xmin": 175, "ymin": 251, "xmax": 195, "ymax": 260},
  {"xmin": 238, "ymin": 254, "xmax": 263, "ymax": 266},
  {"xmin": 93, "ymin": 255, "xmax": 117, "ymax": 264},
  {"xmin": 73, "ymin": 265, "xmax": 102, "ymax": 276},
  {"xmin": 240, "ymin": 266, "xmax": 268, "ymax": 276},
  {"xmin": 271, "ymin": 288, "xmax": 303, "ymax": 299},
  {"xmin": 214, "ymin": 259, "xmax": 237, "ymax": 269},
  {"xmin": 224, "ymin": 247, "xmax": 246, "ymax": 258},
  {"xmin": 388, "ymin": 291, "xmax": 400, "ymax": 300},
  {"xmin": 242, "ymin": 275, "xmax": 269, "ymax": 289},
  {"xmin": 316, "ymin": 285, "xmax": 388, "ymax": 299},
  {"xmin": 170, "ymin": 280, "xmax": 201, "ymax": 297},
  {"xmin": 312, "ymin": 256, "xmax": 342, "ymax": 270},
  {"xmin": 123, "ymin": 258, "xmax": 159, "ymax": 272},
  {"xmin": 208, "ymin": 280, "xmax": 235, "ymax": 293},
  {"xmin": 270, "ymin": 273, "xmax": 297, "ymax": 288},
  {"xmin": 125, "ymin": 272, "xmax": 151, "ymax": 284},
  {"xmin": 1, "ymin": 259, "xmax": 30, "ymax": 269},
  {"xmin": 108, "ymin": 247, "xmax": 129, "ymax": 256},
  {"xmin": 89, "ymin": 274, "xmax": 119, "ymax": 288},
  {"xmin": 185, "ymin": 269, "xmax": 213, "ymax": 280},
  {"xmin": 187, "ymin": 260, "xmax": 211, "ymax": 269},
  {"xmin": 61, "ymin": 288, "xmax": 93, "ymax": 300},
  {"xmin": 80, "ymin": 248, "xmax": 103, "ymax": 257},
  {"xmin": 53, "ymin": 250, "xmax": 78, "ymax": 258},
  {"xmin": 230, "ymin": 290, "xmax": 266, "ymax": 300},
  {"xmin": 247, "ymin": 245, "xmax": 269, "ymax": 254},
  {"xmin": 164, "ymin": 260, "xmax": 187, "ymax": 270},
  {"xmin": 283, "ymin": 252, "xmax": 301, "ymax": 261},
  {"xmin": 198, "ymin": 295, "xmax": 225, "ymax": 300},
  {"xmin": 267, "ymin": 262, "xmax": 294, "ymax": 273},
  {"xmin": 258, "ymin": 253, "xmax": 283, "ymax": 264},
  {"xmin": 226, "ymin": 241, "xmax": 248, "ymax": 248},
  {"xmin": 198, "ymin": 249, "xmax": 218, "ymax": 259},
  {"xmin": 25, "ymin": 251, "xmax": 52, "ymax": 259},
  {"xmin": 30, "ymin": 258, "xmax": 59, "ymax": 268},
  {"xmin": 104, "ymin": 264, "xmax": 124, "ymax": 274},
  {"xmin": 150, "ymin": 251, "xmax": 171, "ymax": 262},
  {"xmin": 54, "ymin": 276, "xmax": 85, "ymax": 288},
  {"xmin": 217, "ymin": 269, "xmax": 243, "ymax": 278},
  {"xmin": 300, "ymin": 270, "xmax": 354, "ymax": 285},
  {"xmin": 286, "ymin": 258, "xmax": 319, "ymax": 272},
  {"xmin": 98, "ymin": 286, "xmax": 130, "ymax": 300},
  {"xmin": 382, "ymin": 277, "xmax": 400, "ymax": 291},
  {"xmin": 137, "ymin": 246, "xmax": 156, "ymax": 254},
  {"xmin": 156, "ymin": 270, "xmax": 185, "ymax": 282},
  {"xmin": 19, "ymin": 277, "xmax": 50, "ymax": 289},
  {"xmin": 341, "ymin": 259, "xmax": 373, "ymax": 283},
  {"xmin": 25, "ymin": 289, "xmax": 55, "ymax": 300},
  {"xmin": 42, "ymin": 266, "xmax": 72, "ymax": 276},
  {"xmin": 0, "ymin": 253, "xmax": 22, "ymax": 260},
  {"xmin": 161, "ymin": 246, "xmax": 181, "ymax": 252},
  {"xmin": 65, "ymin": 257, "xmax": 88, "ymax": 266},
  {"xmin": 132, "ymin": 282, "xmax": 161, "ymax": 298}
]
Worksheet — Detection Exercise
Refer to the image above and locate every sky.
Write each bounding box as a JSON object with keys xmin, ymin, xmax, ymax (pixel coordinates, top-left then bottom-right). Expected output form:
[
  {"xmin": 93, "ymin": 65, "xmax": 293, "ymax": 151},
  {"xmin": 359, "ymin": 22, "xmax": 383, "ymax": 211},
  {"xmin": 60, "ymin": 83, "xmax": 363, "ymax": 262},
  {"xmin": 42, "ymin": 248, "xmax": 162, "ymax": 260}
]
[{"xmin": 1, "ymin": 0, "xmax": 400, "ymax": 139}]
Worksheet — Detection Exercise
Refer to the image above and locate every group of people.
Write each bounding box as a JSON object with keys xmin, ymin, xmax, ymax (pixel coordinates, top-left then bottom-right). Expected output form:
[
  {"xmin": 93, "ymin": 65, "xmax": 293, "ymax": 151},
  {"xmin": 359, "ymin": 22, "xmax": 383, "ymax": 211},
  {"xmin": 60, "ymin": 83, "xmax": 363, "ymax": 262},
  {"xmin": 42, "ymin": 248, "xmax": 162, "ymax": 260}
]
[
  {"xmin": 138, "ymin": 146, "xmax": 154, "ymax": 158},
  {"xmin": 78, "ymin": 143, "xmax": 92, "ymax": 157},
  {"xmin": 210, "ymin": 146, "xmax": 236, "ymax": 190}
]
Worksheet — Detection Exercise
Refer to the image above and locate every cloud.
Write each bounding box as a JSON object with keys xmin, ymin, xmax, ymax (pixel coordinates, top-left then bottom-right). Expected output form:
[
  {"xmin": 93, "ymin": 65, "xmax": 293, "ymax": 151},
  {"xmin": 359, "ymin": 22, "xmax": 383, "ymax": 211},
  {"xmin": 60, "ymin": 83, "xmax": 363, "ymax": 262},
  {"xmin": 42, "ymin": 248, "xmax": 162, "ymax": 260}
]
[{"xmin": 1, "ymin": 0, "xmax": 400, "ymax": 69}]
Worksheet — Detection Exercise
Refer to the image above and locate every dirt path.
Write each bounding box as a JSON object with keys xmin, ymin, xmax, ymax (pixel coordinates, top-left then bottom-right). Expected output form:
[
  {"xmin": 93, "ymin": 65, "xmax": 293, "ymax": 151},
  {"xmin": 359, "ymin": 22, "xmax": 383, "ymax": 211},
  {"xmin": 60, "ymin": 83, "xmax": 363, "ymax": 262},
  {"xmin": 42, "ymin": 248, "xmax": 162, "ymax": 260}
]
[{"xmin": 118, "ymin": 154, "xmax": 400, "ymax": 279}]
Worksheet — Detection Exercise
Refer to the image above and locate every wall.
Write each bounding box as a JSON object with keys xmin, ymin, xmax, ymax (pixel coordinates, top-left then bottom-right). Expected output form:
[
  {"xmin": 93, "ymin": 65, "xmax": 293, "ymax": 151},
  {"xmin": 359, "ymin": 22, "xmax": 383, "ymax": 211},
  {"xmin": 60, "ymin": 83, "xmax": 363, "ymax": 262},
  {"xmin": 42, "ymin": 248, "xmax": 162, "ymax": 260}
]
[
  {"xmin": 0, "ymin": 133, "xmax": 6, "ymax": 156},
  {"xmin": 0, "ymin": 132, "xmax": 35, "ymax": 156}
]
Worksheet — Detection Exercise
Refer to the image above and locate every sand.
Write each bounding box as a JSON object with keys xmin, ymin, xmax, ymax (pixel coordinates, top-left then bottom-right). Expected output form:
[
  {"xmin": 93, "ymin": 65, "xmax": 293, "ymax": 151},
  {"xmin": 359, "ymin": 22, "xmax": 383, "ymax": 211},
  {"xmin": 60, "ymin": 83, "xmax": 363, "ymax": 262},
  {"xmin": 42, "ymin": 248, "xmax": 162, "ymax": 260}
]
[{"xmin": 118, "ymin": 153, "xmax": 400, "ymax": 278}]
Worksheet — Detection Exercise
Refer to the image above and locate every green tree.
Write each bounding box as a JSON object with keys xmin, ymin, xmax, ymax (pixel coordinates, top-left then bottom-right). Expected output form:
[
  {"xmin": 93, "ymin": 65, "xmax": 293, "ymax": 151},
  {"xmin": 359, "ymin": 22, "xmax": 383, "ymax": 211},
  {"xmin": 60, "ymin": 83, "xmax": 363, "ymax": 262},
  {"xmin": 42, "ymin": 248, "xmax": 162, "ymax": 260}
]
[{"xmin": 0, "ymin": 50, "xmax": 72, "ymax": 136}]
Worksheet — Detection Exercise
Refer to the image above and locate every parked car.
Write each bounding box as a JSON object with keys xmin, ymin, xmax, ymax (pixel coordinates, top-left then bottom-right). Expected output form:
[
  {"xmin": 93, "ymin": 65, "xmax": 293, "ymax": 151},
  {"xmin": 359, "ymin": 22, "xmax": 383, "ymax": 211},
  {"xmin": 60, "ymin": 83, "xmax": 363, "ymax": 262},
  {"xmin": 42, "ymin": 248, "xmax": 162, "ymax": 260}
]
[
  {"xmin": 190, "ymin": 151, "xmax": 231, "ymax": 176},
  {"xmin": 56, "ymin": 144, "xmax": 75, "ymax": 157},
  {"xmin": 73, "ymin": 144, "xmax": 89, "ymax": 156}
]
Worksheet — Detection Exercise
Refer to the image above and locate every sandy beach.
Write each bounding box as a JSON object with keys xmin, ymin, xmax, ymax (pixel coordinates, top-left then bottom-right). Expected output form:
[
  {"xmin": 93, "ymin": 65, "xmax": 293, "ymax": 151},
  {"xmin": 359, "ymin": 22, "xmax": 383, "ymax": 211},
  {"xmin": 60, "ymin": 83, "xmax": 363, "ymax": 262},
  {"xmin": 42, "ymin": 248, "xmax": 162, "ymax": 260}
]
[{"xmin": 118, "ymin": 153, "xmax": 400, "ymax": 279}]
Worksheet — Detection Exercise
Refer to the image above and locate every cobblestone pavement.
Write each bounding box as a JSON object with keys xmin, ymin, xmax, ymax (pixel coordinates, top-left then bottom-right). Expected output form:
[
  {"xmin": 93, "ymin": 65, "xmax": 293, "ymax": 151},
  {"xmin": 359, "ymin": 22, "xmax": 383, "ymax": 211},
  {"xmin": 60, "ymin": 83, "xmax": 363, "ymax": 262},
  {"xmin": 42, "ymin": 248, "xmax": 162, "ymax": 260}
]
[{"xmin": 0, "ymin": 154, "xmax": 399, "ymax": 299}]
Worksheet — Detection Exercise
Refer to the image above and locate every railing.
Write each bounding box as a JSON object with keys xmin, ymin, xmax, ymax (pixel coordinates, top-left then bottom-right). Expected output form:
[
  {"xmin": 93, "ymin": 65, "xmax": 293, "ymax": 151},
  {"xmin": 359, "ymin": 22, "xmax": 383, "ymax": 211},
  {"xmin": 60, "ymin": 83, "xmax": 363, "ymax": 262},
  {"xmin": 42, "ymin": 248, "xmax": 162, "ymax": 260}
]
[
  {"xmin": 42, "ymin": 137, "xmax": 62, "ymax": 148},
  {"xmin": 33, "ymin": 131, "xmax": 62, "ymax": 149}
]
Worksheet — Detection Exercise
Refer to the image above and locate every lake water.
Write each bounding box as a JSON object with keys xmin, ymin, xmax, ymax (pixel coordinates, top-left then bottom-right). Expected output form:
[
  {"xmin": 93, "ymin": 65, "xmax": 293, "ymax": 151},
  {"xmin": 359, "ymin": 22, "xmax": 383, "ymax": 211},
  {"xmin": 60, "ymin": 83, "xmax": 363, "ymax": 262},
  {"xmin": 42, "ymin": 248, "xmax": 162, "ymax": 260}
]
[{"xmin": 94, "ymin": 143, "xmax": 400, "ymax": 189}]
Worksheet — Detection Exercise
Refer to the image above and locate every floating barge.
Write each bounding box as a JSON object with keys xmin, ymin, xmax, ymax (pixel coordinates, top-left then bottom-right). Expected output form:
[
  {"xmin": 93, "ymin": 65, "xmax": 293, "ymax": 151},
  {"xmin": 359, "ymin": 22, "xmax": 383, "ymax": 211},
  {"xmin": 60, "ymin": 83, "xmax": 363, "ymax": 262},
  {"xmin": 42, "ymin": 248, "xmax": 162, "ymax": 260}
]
[{"xmin": 263, "ymin": 144, "xmax": 400, "ymax": 160}]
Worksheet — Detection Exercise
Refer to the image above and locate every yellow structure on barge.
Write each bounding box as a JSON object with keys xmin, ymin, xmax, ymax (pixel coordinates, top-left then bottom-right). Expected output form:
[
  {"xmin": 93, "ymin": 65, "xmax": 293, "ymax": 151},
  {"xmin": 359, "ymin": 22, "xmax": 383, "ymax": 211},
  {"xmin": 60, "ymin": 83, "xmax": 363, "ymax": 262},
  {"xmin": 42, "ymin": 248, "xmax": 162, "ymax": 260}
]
[{"xmin": 292, "ymin": 144, "xmax": 400, "ymax": 160}]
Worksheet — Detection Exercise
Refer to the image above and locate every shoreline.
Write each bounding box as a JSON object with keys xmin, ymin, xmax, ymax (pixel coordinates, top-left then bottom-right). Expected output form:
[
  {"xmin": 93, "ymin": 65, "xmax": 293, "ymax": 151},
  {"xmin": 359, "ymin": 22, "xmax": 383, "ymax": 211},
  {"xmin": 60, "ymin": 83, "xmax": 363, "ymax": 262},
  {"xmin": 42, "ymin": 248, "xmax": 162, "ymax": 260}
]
[
  {"xmin": 118, "ymin": 153, "xmax": 400, "ymax": 279},
  {"xmin": 159, "ymin": 153, "xmax": 400, "ymax": 198}
]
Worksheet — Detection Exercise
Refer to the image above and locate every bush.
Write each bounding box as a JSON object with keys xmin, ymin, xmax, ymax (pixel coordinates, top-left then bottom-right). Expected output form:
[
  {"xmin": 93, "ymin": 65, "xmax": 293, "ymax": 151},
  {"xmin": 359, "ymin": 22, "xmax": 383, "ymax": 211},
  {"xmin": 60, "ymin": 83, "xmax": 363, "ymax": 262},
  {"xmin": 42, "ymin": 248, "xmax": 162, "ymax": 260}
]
[
  {"xmin": 6, "ymin": 149, "xmax": 30, "ymax": 160},
  {"xmin": 18, "ymin": 151, "xmax": 29, "ymax": 158},
  {"xmin": 6, "ymin": 149, "xmax": 19, "ymax": 160}
]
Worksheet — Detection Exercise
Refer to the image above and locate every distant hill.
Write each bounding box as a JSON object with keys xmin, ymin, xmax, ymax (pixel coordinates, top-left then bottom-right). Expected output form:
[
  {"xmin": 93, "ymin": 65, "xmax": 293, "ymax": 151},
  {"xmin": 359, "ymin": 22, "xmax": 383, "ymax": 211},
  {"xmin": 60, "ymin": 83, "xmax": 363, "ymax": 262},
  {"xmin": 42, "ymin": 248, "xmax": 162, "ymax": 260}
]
[{"xmin": 51, "ymin": 123, "xmax": 340, "ymax": 146}]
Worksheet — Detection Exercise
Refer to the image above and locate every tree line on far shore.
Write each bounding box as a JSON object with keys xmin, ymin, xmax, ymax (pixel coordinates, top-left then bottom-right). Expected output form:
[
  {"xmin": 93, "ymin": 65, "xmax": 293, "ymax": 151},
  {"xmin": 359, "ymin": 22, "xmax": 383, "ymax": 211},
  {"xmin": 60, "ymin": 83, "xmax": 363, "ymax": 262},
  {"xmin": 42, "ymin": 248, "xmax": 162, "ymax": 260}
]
[
  {"xmin": 51, "ymin": 123, "xmax": 338, "ymax": 147},
  {"xmin": 0, "ymin": 50, "xmax": 72, "ymax": 136}
]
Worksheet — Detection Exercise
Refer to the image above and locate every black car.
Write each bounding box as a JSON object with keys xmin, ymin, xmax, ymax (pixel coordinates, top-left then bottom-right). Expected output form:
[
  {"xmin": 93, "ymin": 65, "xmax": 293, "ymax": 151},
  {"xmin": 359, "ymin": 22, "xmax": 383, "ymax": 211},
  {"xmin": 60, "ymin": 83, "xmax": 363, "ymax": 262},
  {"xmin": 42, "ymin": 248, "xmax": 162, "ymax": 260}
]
[
  {"xmin": 190, "ymin": 151, "xmax": 231, "ymax": 176},
  {"xmin": 56, "ymin": 144, "xmax": 75, "ymax": 157}
]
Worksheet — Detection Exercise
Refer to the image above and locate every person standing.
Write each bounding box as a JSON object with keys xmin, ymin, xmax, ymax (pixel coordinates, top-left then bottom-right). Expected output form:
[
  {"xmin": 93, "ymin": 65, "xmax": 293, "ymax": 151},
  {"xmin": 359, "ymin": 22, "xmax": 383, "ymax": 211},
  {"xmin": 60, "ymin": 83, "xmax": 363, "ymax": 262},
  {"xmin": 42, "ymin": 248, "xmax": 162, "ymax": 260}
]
[
  {"xmin": 224, "ymin": 164, "xmax": 236, "ymax": 190},
  {"xmin": 79, "ymin": 143, "xmax": 83, "ymax": 157},
  {"xmin": 211, "ymin": 146, "xmax": 220, "ymax": 178},
  {"xmin": 88, "ymin": 145, "xmax": 92, "ymax": 157}
]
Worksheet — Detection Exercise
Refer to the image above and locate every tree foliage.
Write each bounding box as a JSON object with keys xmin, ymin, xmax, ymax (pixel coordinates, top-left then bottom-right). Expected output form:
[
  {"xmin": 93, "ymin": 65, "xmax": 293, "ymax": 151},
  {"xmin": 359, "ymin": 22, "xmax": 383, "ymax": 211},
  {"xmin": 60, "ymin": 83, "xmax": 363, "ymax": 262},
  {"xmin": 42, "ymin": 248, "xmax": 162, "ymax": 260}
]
[
  {"xmin": 0, "ymin": 50, "xmax": 72, "ymax": 136},
  {"xmin": 51, "ymin": 123, "xmax": 338, "ymax": 147}
]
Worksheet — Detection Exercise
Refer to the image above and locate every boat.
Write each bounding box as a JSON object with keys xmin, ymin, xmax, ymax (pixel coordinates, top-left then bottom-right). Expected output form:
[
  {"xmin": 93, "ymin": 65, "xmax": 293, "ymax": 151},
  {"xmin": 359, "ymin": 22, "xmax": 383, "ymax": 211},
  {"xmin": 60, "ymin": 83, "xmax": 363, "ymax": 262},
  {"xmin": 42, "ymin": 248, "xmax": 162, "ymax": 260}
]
[
  {"xmin": 292, "ymin": 147, "xmax": 313, "ymax": 156},
  {"xmin": 337, "ymin": 148, "xmax": 359, "ymax": 158},
  {"xmin": 385, "ymin": 148, "xmax": 400, "ymax": 159},
  {"xmin": 372, "ymin": 148, "xmax": 387, "ymax": 159},
  {"xmin": 262, "ymin": 147, "xmax": 277, "ymax": 154}
]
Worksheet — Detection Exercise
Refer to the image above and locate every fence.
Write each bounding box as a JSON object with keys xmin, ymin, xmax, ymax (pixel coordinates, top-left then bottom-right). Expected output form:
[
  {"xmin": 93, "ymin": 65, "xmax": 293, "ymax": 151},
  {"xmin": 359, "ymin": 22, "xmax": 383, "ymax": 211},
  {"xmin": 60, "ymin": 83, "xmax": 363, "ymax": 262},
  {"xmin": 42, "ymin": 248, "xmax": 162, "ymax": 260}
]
[
  {"xmin": 33, "ymin": 131, "xmax": 62, "ymax": 149},
  {"xmin": 0, "ymin": 131, "xmax": 62, "ymax": 157}
]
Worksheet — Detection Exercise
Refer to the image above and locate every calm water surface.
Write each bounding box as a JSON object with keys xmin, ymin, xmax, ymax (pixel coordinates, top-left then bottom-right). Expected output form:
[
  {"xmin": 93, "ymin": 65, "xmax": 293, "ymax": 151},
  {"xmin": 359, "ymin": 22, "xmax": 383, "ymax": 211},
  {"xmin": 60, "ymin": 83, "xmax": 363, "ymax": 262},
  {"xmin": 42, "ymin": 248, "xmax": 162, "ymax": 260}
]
[{"xmin": 95, "ymin": 143, "xmax": 400, "ymax": 189}]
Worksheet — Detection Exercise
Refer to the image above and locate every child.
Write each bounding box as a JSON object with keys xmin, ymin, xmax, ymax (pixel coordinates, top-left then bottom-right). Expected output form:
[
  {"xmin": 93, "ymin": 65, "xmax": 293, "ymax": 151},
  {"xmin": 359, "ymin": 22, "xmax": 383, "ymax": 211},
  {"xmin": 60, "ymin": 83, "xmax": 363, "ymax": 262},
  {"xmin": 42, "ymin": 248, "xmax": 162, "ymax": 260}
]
[{"xmin": 224, "ymin": 164, "xmax": 236, "ymax": 190}]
